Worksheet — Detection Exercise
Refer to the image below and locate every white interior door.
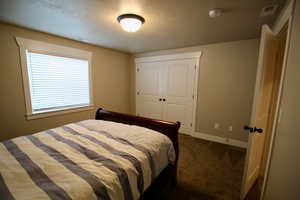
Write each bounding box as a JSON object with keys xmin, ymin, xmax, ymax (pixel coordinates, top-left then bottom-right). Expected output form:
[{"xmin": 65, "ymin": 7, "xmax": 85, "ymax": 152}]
[
  {"xmin": 136, "ymin": 62, "xmax": 164, "ymax": 119},
  {"xmin": 241, "ymin": 25, "xmax": 278, "ymax": 199},
  {"xmin": 162, "ymin": 59, "xmax": 197, "ymax": 135}
]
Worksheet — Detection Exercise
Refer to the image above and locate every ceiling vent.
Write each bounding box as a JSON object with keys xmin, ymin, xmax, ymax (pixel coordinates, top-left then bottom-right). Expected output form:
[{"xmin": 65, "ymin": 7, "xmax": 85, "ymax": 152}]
[{"xmin": 261, "ymin": 5, "xmax": 278, "ymax": 17}]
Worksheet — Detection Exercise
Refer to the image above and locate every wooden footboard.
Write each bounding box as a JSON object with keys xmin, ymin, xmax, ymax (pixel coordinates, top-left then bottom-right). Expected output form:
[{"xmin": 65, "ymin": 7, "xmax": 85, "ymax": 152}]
[{"xmin": 95, "ymin": 108, "xmax": 180, "ymax": 197}]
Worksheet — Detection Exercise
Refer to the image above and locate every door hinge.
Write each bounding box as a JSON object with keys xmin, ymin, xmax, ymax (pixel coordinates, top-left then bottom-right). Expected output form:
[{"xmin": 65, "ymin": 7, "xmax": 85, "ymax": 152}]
[
  {"xmin": 190, "ymin": 123, "xmax": 193, "ymax": 127},
  {"xmin": 192, "ymin": 94, "xmax": 194, "ymax": 99},
  {"xmin": 137, "ymin": 68, "xmax": 140, "ymax": 72},
  {"xmin": 194, "ymin": 65, "xmax": 197, "ymax": 70},
  {"xmin": 137, "ymin": 91, "xmax": 140, "ymax": 95}
]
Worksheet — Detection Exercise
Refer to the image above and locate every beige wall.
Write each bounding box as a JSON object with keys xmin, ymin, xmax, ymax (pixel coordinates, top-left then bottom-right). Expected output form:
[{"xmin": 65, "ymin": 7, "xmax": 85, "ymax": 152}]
[
  {"xmin": 135, "ymin": 39, "xmax": 259, "ymax": 142},
  {"xmin": 0, "ymin": 22, "xmax": 131, "ymax": 141},
  {"xmin": 264, "ymin": 0, "xmax": 300, "ymax": 199}
]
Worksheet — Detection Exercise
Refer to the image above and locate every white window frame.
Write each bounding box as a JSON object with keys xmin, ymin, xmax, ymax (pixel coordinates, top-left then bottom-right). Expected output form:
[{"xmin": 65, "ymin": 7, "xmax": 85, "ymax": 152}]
[{"xmin": 16, "ymin": 37, "xmax": 94, "ymax": 120}]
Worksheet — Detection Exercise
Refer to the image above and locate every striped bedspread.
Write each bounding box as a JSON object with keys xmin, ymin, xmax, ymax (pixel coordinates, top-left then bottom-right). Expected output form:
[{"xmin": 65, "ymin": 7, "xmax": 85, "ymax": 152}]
[{"xmin": 0, "ymin": 120, "xmax": 175, "ymax": 200}]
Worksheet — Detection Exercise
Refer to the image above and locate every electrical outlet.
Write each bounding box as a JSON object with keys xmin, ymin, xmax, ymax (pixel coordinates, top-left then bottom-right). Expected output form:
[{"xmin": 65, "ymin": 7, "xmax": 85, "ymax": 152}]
[
  {"xmin": 214, "ymin": 123, "xmax": 219, "ymax": 129},
  {"xmin": 229, "ymin": 126, "xmax": 233, "ymax": 132}
]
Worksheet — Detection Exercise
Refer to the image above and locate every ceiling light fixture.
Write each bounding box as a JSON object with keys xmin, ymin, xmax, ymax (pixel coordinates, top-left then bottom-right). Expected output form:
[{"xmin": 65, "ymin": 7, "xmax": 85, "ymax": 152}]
[
  {"xmin": 117, "ymin": 14, "xmax": 145, "ymax": 32},
  {"xmin": 209, "ymin": 8, "xmax": 223, "ymax": 18}
]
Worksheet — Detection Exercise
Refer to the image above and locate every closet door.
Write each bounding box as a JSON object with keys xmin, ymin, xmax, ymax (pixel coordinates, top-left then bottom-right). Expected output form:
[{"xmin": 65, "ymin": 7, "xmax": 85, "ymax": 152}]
[
  {"xmin": 136, "ymin": 62, "xmax": 164, "ymax": 119},
  {"xmin": 162, "ymin": 59, "xmax": 197, "ymax": 134}
]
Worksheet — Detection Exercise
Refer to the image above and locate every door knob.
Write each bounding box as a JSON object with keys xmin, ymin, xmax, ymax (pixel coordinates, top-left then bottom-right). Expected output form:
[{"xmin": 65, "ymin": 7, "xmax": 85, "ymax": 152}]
[
  {"xmin": 159, "ymin": 98, "xmax": 162, "ymax": 101},
  {"xmin": 244, "ymin": 126, "xmax": 254, "ymax": 132},
  {"xmin": 254, "ymin": 127, "xmax": 263, "ymax": 133},
  {"xmin": 163, "ymin": 98, "xmax": 166, "ymax": 101},
  {"xmin": 244, "ymin": 126, "xmax": 263, "ymax": 133}
]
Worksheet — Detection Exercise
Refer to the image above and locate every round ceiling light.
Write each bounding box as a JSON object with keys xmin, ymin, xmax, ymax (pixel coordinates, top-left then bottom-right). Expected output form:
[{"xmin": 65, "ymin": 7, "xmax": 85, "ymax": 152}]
[
  {"xmin": 208, "ymin": 8, "xmax": 223, "ymax": 18},
  {"xmin": 117, "ymin": 14, "xmax": 145, "ymax": 32}
]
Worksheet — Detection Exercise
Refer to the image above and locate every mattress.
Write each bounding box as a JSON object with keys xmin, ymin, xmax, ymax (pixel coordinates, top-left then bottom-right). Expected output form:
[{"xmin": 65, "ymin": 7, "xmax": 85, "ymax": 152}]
[{"xmin": 0, "ymin": 120, "xmax": 175, "ymax": 200}]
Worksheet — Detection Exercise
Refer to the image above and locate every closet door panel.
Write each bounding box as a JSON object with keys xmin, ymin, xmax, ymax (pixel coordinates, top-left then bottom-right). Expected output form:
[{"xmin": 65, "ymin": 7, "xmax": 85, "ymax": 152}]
[
  {"xmin": 167, "ymin": 64, "xmax": 189, "ymax": 100},
  {"xmin": 162, "ymin": 59, "xmax": 197, "ymax": 134},
  {"xmin": 164, "ymin": 104, "xmax": 187, "ymax": 123},
  {"xmin": 136, "ymin": 62, "xmax": 163, "ymax": 119}
]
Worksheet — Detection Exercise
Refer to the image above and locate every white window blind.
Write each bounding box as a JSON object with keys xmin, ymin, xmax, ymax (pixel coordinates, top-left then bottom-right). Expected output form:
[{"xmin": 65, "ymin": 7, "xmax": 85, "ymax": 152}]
[{"xmin": 26, "ymin": 52, "xmax": 91, "ymax": 113}]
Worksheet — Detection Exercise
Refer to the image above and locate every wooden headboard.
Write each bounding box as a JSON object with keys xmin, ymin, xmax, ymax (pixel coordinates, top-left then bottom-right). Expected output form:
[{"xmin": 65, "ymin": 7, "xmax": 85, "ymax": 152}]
[{"xmin": 95, "ymin": 108, "xmax": 180, "ymax": 167}]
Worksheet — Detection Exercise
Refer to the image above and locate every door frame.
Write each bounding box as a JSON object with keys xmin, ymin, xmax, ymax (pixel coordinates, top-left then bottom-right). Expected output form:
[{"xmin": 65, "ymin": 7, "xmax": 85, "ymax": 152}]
[
  {"xmin": 240, "ymin": 0, "xmax": 294, "ymax": 199},
  {"xmin": 135, "ymin": 51, "xmax": 202, "ymax": 135},
  {"xmin": 260, "ymin": 2, "xmax": 294, "ymax": 199},
  {"xmin": 240, "ymin": 24, "xmax": 275, "ymax": 199}
]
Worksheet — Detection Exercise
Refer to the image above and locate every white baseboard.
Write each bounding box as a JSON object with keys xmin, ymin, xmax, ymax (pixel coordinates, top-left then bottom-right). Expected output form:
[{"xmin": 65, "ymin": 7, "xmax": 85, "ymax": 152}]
[{"xmin": 188, "ymin": 132, "xmax": 248, "ymax": 149}]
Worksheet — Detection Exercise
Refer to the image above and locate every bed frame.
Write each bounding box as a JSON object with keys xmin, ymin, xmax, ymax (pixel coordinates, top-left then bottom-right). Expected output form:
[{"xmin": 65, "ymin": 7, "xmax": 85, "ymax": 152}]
[{"xmin": 95, "ymin": 108, "xmax": 180, "ymax": 199}]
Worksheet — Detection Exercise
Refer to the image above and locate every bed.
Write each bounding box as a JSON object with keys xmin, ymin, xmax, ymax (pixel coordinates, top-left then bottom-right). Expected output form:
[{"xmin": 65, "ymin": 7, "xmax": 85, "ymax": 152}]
[{"xmin": 0, "ymin": 108, "xmax": 180, "ymax": 200}]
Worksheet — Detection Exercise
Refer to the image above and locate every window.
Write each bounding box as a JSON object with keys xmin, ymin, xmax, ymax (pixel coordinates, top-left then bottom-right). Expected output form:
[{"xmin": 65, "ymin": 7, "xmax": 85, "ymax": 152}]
[{"xmin": 16, "ymin": 37, "xmax": 93, "ymax": 119}]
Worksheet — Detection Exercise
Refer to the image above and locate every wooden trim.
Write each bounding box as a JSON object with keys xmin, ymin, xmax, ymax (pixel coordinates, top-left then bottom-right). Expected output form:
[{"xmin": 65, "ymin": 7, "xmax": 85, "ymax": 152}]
[
  {"xmin": 192, "ymin": 132, "xmax": 248, "ymax": 148},
  {"xmin": 260, "ymin": 15, "xmax": 294, "ymax": 200},
  {"xmin": 273, "ymin": 0, "xmax": 294, "ymax": 34},
  {"xmin": 18, "ymin": 45, "xmax": 33, "ymax": 115},
  {"xmin": 15, "ymin": 37, "xmax": 92, "ymax": 59},
  {"xmin": 192, "ymin": 56, "xmax": 202, "ymax": 135},
  {"xmin": 27, "ymin": 105, "xmax": 94, "ymax": 120},
  {"xmin": 135, "ymin": 51, "xmax": 202, "ymax": 63},
  {"xmin": 16, "ymin": 36, "xmax": 94, "ymax": 119}
]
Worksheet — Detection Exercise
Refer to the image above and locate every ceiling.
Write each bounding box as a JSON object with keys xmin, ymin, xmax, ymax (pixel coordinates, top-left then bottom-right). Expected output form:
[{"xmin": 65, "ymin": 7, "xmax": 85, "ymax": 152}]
[{"xmin": 0, "ymin": 0, "xmax": 286, "ymax": 53}]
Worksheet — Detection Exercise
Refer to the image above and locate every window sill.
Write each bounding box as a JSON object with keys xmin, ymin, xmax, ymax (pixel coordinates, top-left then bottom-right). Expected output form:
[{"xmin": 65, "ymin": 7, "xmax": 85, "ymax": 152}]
[{"xmin": 26, "ymin": 105, "xmax": 94, "ymax": 120}]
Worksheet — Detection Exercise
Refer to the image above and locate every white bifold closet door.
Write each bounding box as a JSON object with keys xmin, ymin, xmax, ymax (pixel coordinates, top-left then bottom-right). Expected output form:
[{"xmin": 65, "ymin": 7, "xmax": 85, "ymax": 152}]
[
  {"xmin": 136, "ymin": 57, "xmax": 199, "ymax": 135},
  {"xmin": 136, "ymin": 61, "xmax": 164, "ymax": 120}
]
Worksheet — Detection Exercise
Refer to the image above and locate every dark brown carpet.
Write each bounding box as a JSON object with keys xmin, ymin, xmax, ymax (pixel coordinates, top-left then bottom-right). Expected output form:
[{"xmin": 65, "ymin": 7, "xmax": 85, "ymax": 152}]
[{"xmin": 170, "ymin": 134, "xmax": 246, "ymax": 200}]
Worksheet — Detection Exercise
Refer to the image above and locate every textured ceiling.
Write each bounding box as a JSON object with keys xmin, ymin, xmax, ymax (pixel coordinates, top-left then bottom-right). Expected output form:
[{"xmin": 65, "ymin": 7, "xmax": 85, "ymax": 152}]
[{"xmin": 0, "ymin": 0, "xmax": 286, "ymax": 53}]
